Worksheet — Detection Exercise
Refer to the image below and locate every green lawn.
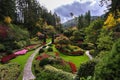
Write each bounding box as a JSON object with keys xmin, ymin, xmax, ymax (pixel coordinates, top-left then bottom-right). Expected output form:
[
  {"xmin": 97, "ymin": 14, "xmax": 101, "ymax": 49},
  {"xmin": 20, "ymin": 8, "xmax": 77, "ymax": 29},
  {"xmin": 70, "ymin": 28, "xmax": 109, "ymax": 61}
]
[{"xmin": 52, "ymin": 45, "xmax": 89, "ymax": 68}]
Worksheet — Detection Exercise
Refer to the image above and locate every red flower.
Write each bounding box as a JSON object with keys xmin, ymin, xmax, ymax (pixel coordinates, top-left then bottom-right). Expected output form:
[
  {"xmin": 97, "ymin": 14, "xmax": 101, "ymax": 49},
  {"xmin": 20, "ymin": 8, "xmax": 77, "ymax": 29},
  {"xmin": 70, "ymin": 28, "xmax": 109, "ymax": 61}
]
[
  {"xmin": 36, "ymin": 53, "xmax": 49, "ymax": 60},
  {"xmin": 68, "ymin": 62, "xmax": 77, "ymax": 73},
  {"xmin": 1, "ymin": 54, "xmax": 17, "ymax": 63},
  {"xmin": 55, "ymin": 52, "xmax": 59, "ymax": 57}
]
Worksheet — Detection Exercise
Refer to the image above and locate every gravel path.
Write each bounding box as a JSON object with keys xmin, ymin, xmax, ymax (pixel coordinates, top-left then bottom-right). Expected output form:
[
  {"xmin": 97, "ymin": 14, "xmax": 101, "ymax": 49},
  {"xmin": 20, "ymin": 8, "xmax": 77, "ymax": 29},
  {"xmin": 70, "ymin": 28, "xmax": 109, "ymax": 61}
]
[
  {"xmin": 22, "ymin": 47, "xmax": 41, "ymax": 80},
  {"xmin": 85, "ymin": 50, "xmax": 93, "ymax": 60},
  {"xmin": 23, "ymin": 42, "xmax": 51, "ymax": 80}
]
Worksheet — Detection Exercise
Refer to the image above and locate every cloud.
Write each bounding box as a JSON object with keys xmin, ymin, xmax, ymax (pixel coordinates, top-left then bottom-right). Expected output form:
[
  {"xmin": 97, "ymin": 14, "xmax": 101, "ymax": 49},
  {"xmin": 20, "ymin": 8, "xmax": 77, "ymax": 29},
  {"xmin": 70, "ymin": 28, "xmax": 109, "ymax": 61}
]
[{"xmin": 54, "ymin": 0, "xmax": 108, "ymax": 23}]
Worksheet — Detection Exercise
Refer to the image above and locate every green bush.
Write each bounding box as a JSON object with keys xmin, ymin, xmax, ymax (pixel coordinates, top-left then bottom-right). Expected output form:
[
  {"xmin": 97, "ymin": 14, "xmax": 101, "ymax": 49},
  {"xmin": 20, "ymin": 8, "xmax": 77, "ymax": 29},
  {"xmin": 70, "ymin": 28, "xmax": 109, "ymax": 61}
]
[
  {"xmin": 94, "ymin": 39, "xmax": 120, "ymax": 80},
  {"xmin": 52, "ymin": 64, "xmax": 71, "ymax": 72},
  {"xmin": 76, "ymin": 60, "xmax": 97, "ymax": 80},
  {"xmin": 39, "ymin": 49, "xmax": 44, "ymax": 53},
  {"xmin": 0, "ymin": 44, "xmax": 5, "ymax": 51},
  {"xmin": 47, "ymin": 47, "xmax": 53, "ymax": 52},
  {"xmin": 97, "ymin": 29, "xmax": 114, "ymax": 51},
  {"xmin": 39, "ymin": 58, "xmax": 50, "ymax": 67},
  {"xmin": 36, "ymin": 65, "xmax": 74, "ymax": 80},
  {"xmin": 8, "ymin": 24, "xmax": 30, "ymax": 41},
  {"xmin": 84, "ymin": 19, "xmax": 103, "ymax": 44},
  {"xmin": 0, "ymin": 63, "xmax": 20, "ymax": 80}
]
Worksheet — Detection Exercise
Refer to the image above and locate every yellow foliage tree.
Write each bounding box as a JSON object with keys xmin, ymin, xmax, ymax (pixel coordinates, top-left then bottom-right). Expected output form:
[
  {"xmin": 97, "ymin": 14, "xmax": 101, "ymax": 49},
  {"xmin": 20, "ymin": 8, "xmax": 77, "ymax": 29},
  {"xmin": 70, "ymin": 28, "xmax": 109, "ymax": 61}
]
[
  {"xmin": 103, "ymin": 11, "xmax": 120, "ymax": 29},
  {"xmin": 4, "ymin": 16, "xmax": 12, "ymax": 24},
  {"xmin": 103, "ymin": 13, "xmax": 116, "ymax": 29}
]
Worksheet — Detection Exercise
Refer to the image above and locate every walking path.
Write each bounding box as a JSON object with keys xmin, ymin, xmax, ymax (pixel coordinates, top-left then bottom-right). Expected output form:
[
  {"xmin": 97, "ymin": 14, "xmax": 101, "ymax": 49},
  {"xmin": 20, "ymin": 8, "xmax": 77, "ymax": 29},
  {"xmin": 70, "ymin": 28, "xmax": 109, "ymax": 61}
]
[
  {"xmin": 23, "ymin": 42, "xmax": 51, "ymax": 80},
  {"xmin": 85, "ymin": 50, "xmax": 93, "ymax": 60}
]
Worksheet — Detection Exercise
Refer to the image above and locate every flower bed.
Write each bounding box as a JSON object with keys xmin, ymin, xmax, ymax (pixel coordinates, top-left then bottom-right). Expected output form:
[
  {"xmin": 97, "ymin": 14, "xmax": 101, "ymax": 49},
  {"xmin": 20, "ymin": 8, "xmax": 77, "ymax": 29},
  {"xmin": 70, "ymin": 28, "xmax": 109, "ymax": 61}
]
[
  {"xmin": 1, "ymin": 54, "xmax": 17, "ymax": 63},
  {"xmin": 55, "ymin": 44, "xmax": 84, "ymax": 56},
  {"xmin": 36, "ymin": 53, "xmax": 49, "ymax": 60},
  {"xmin": 1, "ymin": 44, "xmax": 39, "ymax": 63}
]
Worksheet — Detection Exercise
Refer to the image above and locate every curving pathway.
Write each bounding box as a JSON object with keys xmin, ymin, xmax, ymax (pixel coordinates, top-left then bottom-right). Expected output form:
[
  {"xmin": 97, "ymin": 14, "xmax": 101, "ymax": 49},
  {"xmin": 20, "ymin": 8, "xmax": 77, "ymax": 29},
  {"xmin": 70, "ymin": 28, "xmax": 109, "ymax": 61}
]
[
  {"xmin": 22, "ymin": 47, "xmax": 41, "ymax": 80},
  {"xmin": 23, "ymin": 42, "xmax": 51, "ymax": 80},
  {"xmin": 85, "ymin": 50, "xmax": 93, "ymax": 60}
]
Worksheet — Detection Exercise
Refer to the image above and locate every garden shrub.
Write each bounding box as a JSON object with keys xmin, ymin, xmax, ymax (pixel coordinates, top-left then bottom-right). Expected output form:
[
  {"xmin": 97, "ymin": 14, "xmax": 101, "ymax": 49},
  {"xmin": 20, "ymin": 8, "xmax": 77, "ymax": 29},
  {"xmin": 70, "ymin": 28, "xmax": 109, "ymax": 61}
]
[
  {"xmin": 84, "ymin": 19, "xmax": 103, "ymax": 44},
  {"xmin": 15, "ymin": 40, "xmax": 27, "ymax": 48},
  {"xmin": 97, "ymin": 29, "xmax": 114, "ymax": 51},
  {"xmin": 47, "ymin": 47, "xmax": 53, "ymax": 52},
  {"xmin": 39, "ymin": 49, "xmax": 44, "ymax": 53},
  {"xmin": 0, "ymin": 63, "xmax": 20, "ymax": 80},
  {"xmin": 0, "ymin": 44, "xmax": 5, "ymax": 51},
  {"xmin": 39, "ymin": 58, "xmax": 50, "ymax": 67},
  {"xmin": 55, "ymin": 35, "xmax": 70, "ymax": 45},
  {"xmin": 79, "ymin": 43, "xmax": 88, "ymax": 50},
  {"xmin": 36, "ymin": 65, "xmax": 74, "ymax": 80},
  {"xmin": 94, "ymin": 39, "xmax": 120, "ymax": 80},
  {"xmin": 76, "ymin": 60, "xmax": 97, "ymax": 80},
  {"xmin": 52, "ymin": 64, "xmax": 71, "ymax": 72},
  {"xmin": 42, "ymin": 45, "xmax": 46, "ymax": 48}
]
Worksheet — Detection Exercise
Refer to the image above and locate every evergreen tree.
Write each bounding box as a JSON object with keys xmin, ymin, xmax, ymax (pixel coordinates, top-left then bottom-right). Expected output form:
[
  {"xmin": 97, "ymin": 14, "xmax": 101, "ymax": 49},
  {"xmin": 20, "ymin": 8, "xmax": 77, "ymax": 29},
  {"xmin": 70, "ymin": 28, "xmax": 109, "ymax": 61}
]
[{"xmin": 0, "ymin": 0, "xmax": 16, "ymax": 22}]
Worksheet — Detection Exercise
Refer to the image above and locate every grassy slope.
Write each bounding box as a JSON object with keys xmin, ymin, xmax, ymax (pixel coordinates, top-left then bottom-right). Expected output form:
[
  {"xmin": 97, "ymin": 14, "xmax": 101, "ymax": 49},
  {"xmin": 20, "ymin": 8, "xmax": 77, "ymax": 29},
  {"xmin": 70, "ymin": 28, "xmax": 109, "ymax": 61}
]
[{"xmin": 52, "ymin": 45, "xmax": 89, "ymax": 68}]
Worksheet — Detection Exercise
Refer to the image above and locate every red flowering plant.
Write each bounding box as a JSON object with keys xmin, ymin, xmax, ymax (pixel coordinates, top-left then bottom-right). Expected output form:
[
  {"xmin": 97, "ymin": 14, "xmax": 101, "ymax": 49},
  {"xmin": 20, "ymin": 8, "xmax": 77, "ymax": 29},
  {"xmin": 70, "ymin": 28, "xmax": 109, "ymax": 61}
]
[
  {"xmin": 1, "ymin": 54, "xmax": 17, "ymax": 63},
  {"xmin": 68, "ymin": 62, "xmax": 77, "ymax": 73},
  {"xmin": 0, "ymin": 25, "xmax": 8, "ymax": 38},
  {"xmin": 55, "ymin": 52, "xmax": 59, "ymax": 57},
  {"xmin": 36, "ymin": 53, "xmax": 49, "ymax": 60}
]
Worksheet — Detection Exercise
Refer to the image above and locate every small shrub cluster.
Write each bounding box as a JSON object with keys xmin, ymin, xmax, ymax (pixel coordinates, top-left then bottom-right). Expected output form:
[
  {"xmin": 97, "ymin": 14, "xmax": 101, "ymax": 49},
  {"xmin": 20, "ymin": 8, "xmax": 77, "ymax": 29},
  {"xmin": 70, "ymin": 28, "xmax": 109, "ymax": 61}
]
[
  {"xmin": 36, "ymin": 65, "xmax": 74, "ymax": 80},
  {"xmin": 52, "ymin": 63, "xmax": 71, "ymax": 72},
  {"xmin": 55, "ymin": 44, "xmax": 84, "ymax": 56},
  {"xmin": 39, "ymin": 48, "xmax": 44, "ymax": 54},
  {"xmin": 47, "ymin": 47, "xmax": 53, "ymax": 52},
  {"xmin": 0, "ymin": 44, "xmax": 5, "ymax": 51},
  {"xmin": 76, "ymin": 60, "xmax": 97, "ymax": 80},
  {"xmin": 0, "ymin": 63, "xmax": 20, "ymax": 80}
]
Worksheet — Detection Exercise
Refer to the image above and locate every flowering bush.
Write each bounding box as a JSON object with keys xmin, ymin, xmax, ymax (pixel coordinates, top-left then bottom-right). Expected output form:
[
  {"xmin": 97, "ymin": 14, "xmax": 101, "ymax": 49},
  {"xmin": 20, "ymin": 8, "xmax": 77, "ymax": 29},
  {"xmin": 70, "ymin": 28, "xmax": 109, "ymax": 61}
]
[
  {"xmin": 68, "ymin": 62, "xmax": 77, "ymax": 73},
  {"xmin": 1, "ymin": 44, "xmax": 38, "ymax": 63},
  {"xmin": 36, "ymin": 53, "xmax": 49, "ymax": 60},
  {"xmin": 14, "ymin": 49, "xmax": 28, "ymax": 55},
  {"xmin": 1, "ymin": 54, "xmax": 17, "ymax": 63},
  {"xmin": 4, "ymin": 16, "xmax": 12, "ymax": 24}
]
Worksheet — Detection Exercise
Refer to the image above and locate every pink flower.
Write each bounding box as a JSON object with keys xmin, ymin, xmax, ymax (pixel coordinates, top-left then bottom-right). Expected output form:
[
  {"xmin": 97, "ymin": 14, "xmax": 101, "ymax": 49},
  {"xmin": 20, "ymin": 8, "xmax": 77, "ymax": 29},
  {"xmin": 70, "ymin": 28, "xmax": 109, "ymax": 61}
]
[{"xmin": 14, "ymin": 49, "xmax": 28, "ymax": 55}]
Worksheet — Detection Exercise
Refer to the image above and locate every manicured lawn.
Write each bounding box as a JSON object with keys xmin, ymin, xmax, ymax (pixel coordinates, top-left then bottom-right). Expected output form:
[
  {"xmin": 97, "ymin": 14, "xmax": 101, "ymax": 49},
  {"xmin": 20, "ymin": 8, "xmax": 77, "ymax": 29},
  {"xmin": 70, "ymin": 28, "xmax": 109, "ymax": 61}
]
[{"xmin": 52, "ymin": 45, "xmax": 89, "ymax": 68}]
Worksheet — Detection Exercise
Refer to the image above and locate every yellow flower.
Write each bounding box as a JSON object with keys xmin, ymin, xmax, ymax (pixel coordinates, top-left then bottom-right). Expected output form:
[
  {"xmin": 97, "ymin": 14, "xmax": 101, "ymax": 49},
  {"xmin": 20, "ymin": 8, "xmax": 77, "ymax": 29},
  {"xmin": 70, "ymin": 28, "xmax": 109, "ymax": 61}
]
[{"xmin": 4, "ymin": 16, "xmax": 12, "ymax": 24}]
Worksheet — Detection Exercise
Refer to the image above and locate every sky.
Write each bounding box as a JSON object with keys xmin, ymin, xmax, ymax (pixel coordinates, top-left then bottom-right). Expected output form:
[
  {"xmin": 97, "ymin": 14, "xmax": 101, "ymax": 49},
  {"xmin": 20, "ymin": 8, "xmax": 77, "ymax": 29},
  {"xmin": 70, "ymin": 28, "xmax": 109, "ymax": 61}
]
[{"xmin": 38, "ymin": 0, "xmax": 109, "ymax": 23}]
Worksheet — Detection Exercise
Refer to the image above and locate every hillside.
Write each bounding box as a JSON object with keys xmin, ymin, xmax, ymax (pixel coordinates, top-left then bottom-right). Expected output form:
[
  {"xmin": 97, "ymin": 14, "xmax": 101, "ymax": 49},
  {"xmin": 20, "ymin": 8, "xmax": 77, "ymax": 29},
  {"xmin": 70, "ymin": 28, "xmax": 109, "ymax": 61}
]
[{"xmin": 62, "ymin": 16, "xmax": 99, "ymax": 28}]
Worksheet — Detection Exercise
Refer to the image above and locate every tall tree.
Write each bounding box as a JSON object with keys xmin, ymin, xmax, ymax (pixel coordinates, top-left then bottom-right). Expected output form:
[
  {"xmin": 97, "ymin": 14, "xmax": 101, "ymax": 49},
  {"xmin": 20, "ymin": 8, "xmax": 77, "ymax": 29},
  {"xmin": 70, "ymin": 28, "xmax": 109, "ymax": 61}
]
[
  {"xmin": 78, "ymin": 14, "xmax": 84, "ymax": 29},
  {"xmin": 100, "ymin": 0, "xmax": 120, "ymax": 15},
  {"xmin": 0, "ymin": 0, "xmax": 16, "ymax": 22}
]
